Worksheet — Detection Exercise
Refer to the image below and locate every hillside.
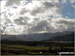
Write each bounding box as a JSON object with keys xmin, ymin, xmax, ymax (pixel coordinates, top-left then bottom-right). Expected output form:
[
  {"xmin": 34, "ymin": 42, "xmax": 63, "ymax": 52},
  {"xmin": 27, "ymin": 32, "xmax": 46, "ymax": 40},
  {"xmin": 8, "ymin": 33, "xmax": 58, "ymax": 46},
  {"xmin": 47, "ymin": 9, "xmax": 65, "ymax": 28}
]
[{"xmin": 1, "ymin": 31, "xmax": 74, "ymax": 41}]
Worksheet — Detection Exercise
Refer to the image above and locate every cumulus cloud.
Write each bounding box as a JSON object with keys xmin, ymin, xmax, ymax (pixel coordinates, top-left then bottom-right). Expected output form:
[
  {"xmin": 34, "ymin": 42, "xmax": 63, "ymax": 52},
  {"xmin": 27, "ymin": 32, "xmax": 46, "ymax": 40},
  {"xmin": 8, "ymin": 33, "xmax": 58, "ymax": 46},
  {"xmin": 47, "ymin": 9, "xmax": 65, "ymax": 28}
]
[
  {"xmin": 31, "ymin": 1, "xmax": 62, "ymax": 16},
  {"xmin": 52, "ymin": 19, "xmax": 75, "ymax": 31},
  {"xmin": 26, "ymin": 18, "xmax": 75, "ymax": 34},
  {"xmin": 0, "ymin": 0, "xmax": 75, "ymax": 35}
]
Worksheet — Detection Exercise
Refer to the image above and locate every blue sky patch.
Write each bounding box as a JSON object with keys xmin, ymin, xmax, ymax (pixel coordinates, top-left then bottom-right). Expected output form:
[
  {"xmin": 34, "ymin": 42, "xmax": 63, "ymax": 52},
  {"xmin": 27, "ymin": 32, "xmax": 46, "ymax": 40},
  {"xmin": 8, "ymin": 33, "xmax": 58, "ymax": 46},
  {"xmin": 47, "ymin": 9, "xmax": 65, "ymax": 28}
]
[{"xmin": 59, "ymin": 0, "xmax": 75, "ymax": 19}]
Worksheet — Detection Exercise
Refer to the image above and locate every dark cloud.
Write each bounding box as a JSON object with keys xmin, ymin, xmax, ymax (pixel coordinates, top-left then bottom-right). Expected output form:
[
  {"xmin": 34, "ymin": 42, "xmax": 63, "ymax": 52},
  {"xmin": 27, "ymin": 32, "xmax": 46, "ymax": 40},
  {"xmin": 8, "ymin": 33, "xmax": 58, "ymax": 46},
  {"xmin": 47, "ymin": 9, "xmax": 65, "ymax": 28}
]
[
  {"xmin": 31, "ymin": 1, "xmax": 62, "ymax": 16},
  {"xmin": 43, "ymin": 1, "xmax": 62, "ymax": 9},
  {"xmin": 0, "ymin": 29, "xmax": 4, "ymax": 35},
  {"xmin": 28, "ymin": 20, "xmax": 48, "ymax": 33},
  {"xmin": 28, "ymin": 20, "xmax": 54, "ymax": 33},
  {"xmin": 34, "ymin": 18, "xmax": 40, "ymax": 21},
  {"xmin": 43, "ymin": 2, "xmax": 55, "ymax": 9},
  {"xmin": 32, "ymin": 20, "xmax": 48, "ymax": 31},
  {"xmin": 14, "ymin": 17, "xmax": 30, "ymax": 25},
  {"xmin": 31, "ymin": 7, "xmax": 45, "ymax": 16},
  {"xmin": 20, "ymin": 8, "xmax": 28, "ymax": 15},
  {"xmin": 6, "ymin": 18, "xmax": 11, "ymax": 23},
  {"xmin": 0, "ymin": 0, "xmax": 2, "ymax": 1},
  {"xmin": 56, "ymin": 20, "xmax": 74, "ymax": 26},
  {"xmin": 56, "ymin": 19, "xmax": 74, "ymax": 31},
  {"xmin": 6, "ymin": 0, "xmax": 21, "ymax": 6}
]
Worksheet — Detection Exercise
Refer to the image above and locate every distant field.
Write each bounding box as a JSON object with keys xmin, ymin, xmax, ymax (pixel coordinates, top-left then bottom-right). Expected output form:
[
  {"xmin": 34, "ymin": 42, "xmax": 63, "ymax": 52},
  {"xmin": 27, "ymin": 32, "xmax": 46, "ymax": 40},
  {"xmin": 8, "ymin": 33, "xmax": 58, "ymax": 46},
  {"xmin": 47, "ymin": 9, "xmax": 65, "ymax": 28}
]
[
  {"xmin": 1, "ymin": 40, "xmax": 74, "ymax": 55},
  {"xmin": 2, "ymin": 44, "xmax": 74, "ymax": 55},
  {"xmin": 2, "ymin": 44, "xmax": 49, "ymax": 50}
]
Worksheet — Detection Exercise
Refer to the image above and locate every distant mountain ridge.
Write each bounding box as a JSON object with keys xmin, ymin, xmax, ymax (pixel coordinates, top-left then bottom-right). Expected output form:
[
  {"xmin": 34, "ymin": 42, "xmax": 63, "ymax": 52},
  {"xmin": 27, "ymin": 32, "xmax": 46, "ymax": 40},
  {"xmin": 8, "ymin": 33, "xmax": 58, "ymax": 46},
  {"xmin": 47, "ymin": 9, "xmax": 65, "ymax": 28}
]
[{"xmin": 1, "ymin": 31, "xmax": 74, "ymax": 41}]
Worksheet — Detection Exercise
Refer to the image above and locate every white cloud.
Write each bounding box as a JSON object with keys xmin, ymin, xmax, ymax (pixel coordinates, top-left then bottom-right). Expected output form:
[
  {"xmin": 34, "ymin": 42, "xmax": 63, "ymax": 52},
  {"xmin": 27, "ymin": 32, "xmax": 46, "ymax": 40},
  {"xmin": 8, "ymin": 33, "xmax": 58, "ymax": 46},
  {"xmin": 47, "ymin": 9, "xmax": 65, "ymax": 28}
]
[{"xmin": 0, "ymin": 0, "xmax": 75, "ymax": 35}]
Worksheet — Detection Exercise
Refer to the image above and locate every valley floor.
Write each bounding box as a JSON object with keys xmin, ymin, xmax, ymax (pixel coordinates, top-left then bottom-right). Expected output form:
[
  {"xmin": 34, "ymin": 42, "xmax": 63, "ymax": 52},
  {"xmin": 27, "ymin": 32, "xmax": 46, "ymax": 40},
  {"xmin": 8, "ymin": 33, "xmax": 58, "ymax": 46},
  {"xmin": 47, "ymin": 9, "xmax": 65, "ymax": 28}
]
[{"xmin": 1, "ymin": 40, "xmax": 74, "ymax": 55}]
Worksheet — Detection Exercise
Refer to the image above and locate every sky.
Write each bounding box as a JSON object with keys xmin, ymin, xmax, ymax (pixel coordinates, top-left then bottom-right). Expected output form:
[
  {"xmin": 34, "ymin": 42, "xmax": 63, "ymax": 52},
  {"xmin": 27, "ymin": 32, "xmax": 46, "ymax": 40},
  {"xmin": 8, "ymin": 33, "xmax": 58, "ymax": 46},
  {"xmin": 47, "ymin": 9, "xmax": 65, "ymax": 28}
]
[{"xmin": 0, "ymin": 0, "xmax": 75, "ymax": 35}]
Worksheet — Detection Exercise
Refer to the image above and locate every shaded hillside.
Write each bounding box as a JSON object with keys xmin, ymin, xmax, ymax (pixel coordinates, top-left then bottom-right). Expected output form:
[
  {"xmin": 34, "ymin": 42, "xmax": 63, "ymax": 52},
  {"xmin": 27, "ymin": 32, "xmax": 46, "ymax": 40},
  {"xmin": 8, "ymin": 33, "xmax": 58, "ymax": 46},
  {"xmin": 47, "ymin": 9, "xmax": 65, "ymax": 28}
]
[
  {"xmin": 1, "ymin": 31, "xmax": 74, "ymax": 41},
  {"xmin": 44, "ymin": 31, "xmax": 74, "ymax": 41}
]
